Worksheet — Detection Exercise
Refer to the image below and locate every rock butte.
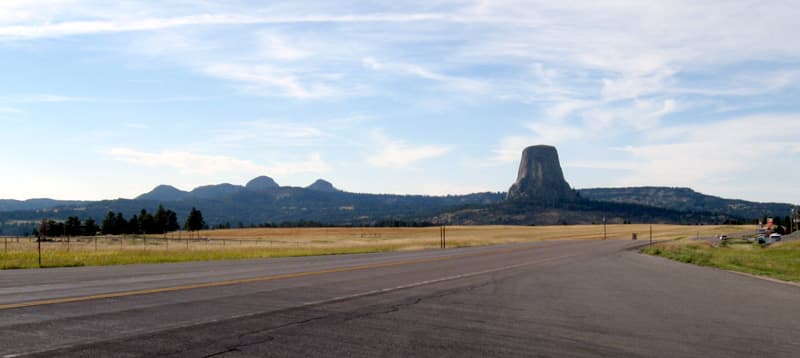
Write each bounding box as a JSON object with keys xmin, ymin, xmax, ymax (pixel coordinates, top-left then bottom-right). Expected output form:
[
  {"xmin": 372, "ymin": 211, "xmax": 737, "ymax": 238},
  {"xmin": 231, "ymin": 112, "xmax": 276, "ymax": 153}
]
[{"xmin": 506, "ymin": 145, "xmax": 577, "ymax": 204}]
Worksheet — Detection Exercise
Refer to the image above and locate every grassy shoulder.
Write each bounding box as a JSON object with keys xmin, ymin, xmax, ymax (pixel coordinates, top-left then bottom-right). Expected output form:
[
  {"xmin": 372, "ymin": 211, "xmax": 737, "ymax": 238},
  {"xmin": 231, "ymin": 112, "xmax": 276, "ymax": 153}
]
[{"xmin": 642, "ymin": 239, "xmax": 800, "ymax": 282}]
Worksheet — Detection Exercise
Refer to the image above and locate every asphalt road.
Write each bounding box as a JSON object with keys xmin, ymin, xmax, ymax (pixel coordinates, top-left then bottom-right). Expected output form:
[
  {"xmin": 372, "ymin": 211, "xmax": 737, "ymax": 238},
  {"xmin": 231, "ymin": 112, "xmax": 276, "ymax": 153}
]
[{"xmin": 1, "ymin": 239, "xmax": 798, "ymax": 357}]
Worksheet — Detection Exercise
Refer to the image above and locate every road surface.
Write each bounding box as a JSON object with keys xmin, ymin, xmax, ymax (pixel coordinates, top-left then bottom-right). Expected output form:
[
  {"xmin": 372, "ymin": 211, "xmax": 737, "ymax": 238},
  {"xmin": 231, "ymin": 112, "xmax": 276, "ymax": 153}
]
[{"xmin": 1, "ymin": 239, "xmax": 798, "ymax": 357}]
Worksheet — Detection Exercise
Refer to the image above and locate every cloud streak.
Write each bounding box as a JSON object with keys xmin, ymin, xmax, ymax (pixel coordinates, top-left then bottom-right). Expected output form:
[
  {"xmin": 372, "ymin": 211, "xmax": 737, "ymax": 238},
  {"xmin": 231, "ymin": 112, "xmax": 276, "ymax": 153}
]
[
  {"xmin": 0, "ymin": 13, "xmax": 453, "ymax": 40},
  {"xmin": 367, "ymin": 131, "xmax": 451, "ymax": 169},
  {"xmin": 110, "ymin": 147, "xmax": 329, "ymax": 176}
]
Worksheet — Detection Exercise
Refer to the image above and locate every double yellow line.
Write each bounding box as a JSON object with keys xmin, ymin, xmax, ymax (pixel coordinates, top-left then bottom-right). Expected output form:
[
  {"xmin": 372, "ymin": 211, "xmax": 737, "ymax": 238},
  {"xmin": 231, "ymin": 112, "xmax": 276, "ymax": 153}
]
[{"xmin": 0, "ymin": 245, "xmax": 544, "ymax": 311}]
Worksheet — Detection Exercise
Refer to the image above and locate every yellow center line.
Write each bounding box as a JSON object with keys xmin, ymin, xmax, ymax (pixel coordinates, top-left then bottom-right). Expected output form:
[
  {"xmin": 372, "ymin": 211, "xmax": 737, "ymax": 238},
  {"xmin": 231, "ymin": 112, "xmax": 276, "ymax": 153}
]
[{"xmin": 0, "ymin": 244, "xmax": 560, "ymax": 311}]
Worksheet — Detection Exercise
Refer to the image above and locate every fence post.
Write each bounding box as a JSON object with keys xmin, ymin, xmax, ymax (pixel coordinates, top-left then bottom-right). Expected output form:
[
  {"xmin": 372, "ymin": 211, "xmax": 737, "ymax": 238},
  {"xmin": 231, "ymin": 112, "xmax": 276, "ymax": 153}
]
[
  {"xmin": 94, "ymin": 236, "xmax": 98, "ymax": 251},
  {"xmin": 38, "ymin": 237, "xmax": 42, "ymax": 268}
]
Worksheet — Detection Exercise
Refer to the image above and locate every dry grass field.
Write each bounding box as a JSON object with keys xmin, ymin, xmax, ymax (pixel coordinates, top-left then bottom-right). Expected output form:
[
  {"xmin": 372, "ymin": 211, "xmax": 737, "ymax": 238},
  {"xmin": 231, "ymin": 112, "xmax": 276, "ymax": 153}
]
[
  {"xmin": 1, "ymin": 224, "xmax": 755, "ymax": 269},
  {"xmin": 188, "ymin": 224, "xmax": 755, "ymax": 249}
]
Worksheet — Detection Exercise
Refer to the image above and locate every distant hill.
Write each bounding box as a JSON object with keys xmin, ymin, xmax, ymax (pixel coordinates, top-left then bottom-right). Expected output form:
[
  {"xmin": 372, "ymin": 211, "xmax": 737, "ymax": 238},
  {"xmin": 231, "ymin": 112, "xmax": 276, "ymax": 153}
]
[
  {"xmin": 135, "ymin": 185, "xmax": 188, "ymax": 201},
  {"xmin": 245, "ymin": 176, "xmax": 280, "ymax": 192},
  {"xmin": 434, "ymin": 199, "xmax": 736, "ymax": 226},
  {"xmin": 578, "ymin": 187, "xmax": 792, "ymax": 220},
  {"xmin": 307, "ymin": 179, "xmax": 338, "ymax": 192},
  {"xmin": 0, "ymin": 199, "xmax": 87, "ymax": 212},
  {"xmin": 189, "ymin": 183, "xmax": 245, "ymax": 199}
]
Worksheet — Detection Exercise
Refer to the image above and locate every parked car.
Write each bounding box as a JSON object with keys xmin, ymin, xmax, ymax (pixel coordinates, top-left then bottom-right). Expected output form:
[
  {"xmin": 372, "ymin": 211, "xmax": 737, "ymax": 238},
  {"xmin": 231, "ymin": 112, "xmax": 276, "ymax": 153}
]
[
  {"xmin": 769, "ymin": 233, "xmax": 782, "ymax": 242},
  {"xmin": 719, "ymin": 234, "xmax": 728, "ymax": 241}
]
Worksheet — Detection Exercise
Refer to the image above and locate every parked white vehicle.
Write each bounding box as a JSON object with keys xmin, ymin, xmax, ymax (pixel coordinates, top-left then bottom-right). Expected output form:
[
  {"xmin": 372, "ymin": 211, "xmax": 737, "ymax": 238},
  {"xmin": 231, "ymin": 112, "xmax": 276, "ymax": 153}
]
[{"xmin": 769, "ymin": 233, "xmax": 782, "ymax": 242}]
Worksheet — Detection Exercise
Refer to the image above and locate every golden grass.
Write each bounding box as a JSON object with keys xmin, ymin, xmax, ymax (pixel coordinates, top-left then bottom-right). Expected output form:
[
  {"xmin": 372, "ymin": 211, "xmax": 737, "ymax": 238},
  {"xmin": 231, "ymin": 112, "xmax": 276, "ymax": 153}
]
[
  {"xmin": 188, "ymin": 224, "xmax": 754, "ymax": 248},
  {"xmin": 0, "ymin": 224, "xmax": 756, "ymax": 269}
]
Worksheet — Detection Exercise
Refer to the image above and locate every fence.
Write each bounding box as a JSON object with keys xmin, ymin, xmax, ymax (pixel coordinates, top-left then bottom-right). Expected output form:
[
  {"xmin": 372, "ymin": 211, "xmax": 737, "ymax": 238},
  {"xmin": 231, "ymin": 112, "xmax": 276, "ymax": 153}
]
[
  {"xmin": 0, "ymin": 227, "xmax": 453, "ymax": 269},
  {"xmin": 0, "ymin": 235, "xmax": 333, "ymax": 253}
]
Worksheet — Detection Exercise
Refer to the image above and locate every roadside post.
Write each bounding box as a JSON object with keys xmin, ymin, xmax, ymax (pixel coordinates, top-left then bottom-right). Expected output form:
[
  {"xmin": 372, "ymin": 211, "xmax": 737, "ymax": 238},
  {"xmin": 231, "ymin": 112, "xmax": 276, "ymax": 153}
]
[
  {"xmin": 37, "ymin": 236, "xmax": 42, "ymax": 268},
  {"xmin": 650, "ymin": 225, "xmax": 653, "ymax": 248},
  {"xmin": 603, "ymin": 217, "xmax": 607, "ymax": 240},
  {"xmin": 440, "ymin": 225, "xmax": 447, "ymax": 249},
  {"xmin": 37, "ymin": 219, "xmax": 46, "ymax": 268}
]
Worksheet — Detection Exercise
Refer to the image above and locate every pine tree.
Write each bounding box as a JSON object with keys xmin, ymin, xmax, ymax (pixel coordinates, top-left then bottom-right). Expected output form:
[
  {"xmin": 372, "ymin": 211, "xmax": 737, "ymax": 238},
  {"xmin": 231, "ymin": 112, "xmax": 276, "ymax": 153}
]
[
  {"xmin": 184, "ymin": 207, "xmax": 205, "ymax": 233},
  {"xmin": 101, "ymin": 212, "xmax": 116, "ymax": 235},
  {"xmin": 83, "ymin": 218, "xmax": 98, "ymax": 236}
]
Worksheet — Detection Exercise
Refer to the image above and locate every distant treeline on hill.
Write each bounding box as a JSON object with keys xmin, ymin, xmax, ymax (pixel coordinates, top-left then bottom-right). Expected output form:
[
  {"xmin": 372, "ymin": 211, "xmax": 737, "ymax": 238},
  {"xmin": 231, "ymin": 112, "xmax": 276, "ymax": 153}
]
[
  {"xmin": 4, "ymin": 207, "xmax": 439, "ymax": 237},
  {"xmin": 28, "ymin": 205, "xmax": 207, "ymax": 238},
  {"xmin": 211, "ymin": 219, "xmax": 438, "ymax": 230}
]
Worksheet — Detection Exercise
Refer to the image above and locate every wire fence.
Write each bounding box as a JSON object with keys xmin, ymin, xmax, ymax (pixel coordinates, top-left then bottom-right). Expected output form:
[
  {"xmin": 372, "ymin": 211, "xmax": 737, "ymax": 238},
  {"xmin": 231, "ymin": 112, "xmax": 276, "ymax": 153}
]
[
  {"xmin": 0, "ymin": 235, "xmax": 349, "ymax": 253},
  {"xmin": 0, "ymin": 227, "xmax": 452, "ymax": 269}
]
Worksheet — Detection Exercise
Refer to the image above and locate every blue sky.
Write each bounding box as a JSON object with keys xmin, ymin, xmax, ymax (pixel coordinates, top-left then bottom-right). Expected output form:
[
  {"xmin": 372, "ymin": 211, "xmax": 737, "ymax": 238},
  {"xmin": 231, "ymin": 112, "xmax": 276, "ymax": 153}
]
[{"xmin": 1, "ymin": 1, "xmax": 798, "ymax": 204}]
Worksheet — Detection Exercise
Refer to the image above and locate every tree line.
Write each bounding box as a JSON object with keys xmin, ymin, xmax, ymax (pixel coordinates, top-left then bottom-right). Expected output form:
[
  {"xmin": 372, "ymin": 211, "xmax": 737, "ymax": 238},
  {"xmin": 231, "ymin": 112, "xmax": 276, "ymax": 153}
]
[
  {"xmin": 33, "ymin": 206, "xmax": 205, "ymax": 238},
  {"xmin": 34, "ymin": 217, "xmax": 99, "ymax": 238}
]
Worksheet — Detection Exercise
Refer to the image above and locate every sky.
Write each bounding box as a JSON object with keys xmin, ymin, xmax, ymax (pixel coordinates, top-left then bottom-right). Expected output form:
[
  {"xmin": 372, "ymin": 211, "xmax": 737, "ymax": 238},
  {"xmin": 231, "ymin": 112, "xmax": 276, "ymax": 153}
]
[{"xmin": 0, "ymin": 0, "xmax": 798, "ymax": 204}]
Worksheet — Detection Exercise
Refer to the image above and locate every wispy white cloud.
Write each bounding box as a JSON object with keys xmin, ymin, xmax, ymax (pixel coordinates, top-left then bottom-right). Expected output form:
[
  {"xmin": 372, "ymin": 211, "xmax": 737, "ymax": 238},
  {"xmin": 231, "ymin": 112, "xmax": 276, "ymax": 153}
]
[
  {"xmin": 0, "ymin": 107, "xmax": 23, "ymax": 114},
  {"xmin": 0, "ymin": 12, "xmax": 453, "ymax": 40},
  {"xmin": 493, "ymin": 123, "xmax": 584, "ymax": 163},
  {"xmin": 362, "ymin": 57, "xmax": 488, "ymax": 93},
  {"xmin": 0, "ymin": 94, "xmax": 87, "ymax": 103},
  {"xmin": 267, "ymin": 152, "xmax": 330, "ymax": 176},
  {"xmin": 218, "ymin": 120, "xmax": 328, "ymax": 146},
  {"xmin": 109, "ymin": 147, "xmax": 329, "ymax": 176},
  {"xmin": 203, "ymin": 63, "xmax": 341, "ymax": 99},
  {"xmin": 366, "ymin": 130, "xmax": 451, "ymax": 168},
  {"xmin": 258, "ymin": 32, "xmax": 312, "ymax": 61},
  {"xmin": 620, "ymin": 115, "xmax": 800, "ymax": 189}
]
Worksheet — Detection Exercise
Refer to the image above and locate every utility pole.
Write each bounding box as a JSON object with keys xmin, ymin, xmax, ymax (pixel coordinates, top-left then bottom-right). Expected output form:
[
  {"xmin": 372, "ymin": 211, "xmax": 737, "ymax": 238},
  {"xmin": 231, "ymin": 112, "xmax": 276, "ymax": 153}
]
[
  {"xmin": 603, "ymin": 217, "xmax": 607, "ymax": 240},
  {"xmin": 38, "ymin": 219, "xmax": 46, "ymax": 268},
  {"xmin": 440, "ymin": 225, "xmax": 447, "ymax": 249}
]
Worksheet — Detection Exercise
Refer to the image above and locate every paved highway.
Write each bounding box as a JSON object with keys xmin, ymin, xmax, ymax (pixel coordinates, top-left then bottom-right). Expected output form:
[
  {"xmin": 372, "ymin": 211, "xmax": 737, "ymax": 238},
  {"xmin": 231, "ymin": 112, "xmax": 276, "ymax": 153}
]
[{"xmin": 1, "ymin": 240, "xmax": 798, "ymax": 357}]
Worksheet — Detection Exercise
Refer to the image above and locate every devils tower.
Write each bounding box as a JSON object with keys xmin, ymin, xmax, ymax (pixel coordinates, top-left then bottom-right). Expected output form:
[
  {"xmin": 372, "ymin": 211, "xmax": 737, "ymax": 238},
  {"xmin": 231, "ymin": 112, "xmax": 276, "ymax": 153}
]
[{"xmin": 506, "ymin": 145, "xmax": 576, "ymax": 203}]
